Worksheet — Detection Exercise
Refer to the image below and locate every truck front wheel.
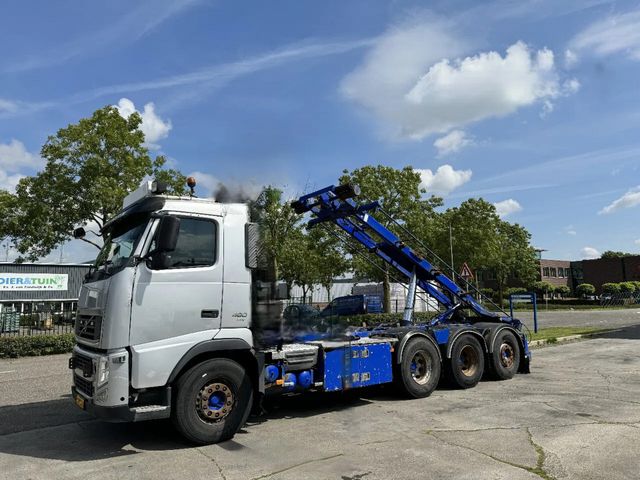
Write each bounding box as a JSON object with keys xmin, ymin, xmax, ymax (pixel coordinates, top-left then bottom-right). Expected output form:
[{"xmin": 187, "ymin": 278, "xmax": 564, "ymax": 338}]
[{"xmin": 172, "ymin": 358, "xmax": 253, "ymax": 445}]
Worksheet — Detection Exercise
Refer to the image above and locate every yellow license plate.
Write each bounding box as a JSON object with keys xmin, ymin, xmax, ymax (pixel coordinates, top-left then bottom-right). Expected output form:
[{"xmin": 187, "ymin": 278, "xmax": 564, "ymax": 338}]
[{"xmin": 74, "ymin": 393, "xmax": 86, "ymax": 410}]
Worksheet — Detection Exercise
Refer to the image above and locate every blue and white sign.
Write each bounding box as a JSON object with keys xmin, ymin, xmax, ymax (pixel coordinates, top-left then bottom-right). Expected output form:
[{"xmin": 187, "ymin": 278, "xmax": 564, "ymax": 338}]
[{"xmin": 0, "ymin": 273, "xmax": 68, "ymax": 291}]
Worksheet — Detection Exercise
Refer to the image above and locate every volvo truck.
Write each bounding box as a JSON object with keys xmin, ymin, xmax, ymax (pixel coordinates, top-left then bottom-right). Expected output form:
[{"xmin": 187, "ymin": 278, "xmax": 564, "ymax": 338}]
[{"xmin": 70, "ymin": 179, "xmax": 530, "ymax": 444}]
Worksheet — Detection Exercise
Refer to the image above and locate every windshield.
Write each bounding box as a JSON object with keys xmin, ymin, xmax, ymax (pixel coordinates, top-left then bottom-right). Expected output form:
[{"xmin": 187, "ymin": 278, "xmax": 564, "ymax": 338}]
[{"xmin": 95, "ymin": 215, "xmax": 149, "ymax": 274}]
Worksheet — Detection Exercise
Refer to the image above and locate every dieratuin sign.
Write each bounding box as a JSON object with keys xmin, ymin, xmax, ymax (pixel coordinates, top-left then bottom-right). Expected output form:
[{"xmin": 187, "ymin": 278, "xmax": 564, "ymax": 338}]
[{"xmin": 0, "ymin": 273, "xmax": 69, "ymax": 291}]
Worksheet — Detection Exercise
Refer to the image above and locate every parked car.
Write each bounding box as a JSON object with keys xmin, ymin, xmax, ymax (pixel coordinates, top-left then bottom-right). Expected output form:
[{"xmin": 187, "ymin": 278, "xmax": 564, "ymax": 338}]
[
  {"xmin": 320, "ymin": 294, "xmax": 382, "ymax": 317},
  {"xmin": 282, "ymin": 304, "xmax": 321, "ymax": 326}
]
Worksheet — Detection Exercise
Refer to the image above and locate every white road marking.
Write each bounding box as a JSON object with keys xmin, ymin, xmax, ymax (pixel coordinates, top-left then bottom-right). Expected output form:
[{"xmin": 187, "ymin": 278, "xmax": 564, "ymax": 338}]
[{"xmin": 0, "ymin": 370, "xmax": 16, "ymax": 374}]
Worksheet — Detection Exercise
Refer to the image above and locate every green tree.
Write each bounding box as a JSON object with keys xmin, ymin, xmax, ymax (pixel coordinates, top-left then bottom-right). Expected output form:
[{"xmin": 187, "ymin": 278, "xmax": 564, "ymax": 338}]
[
  {"xmin": 306, "ymin": 226, "xmax": 350, "ymax": 301},
  {"xmin": 429, "ymin": 199, "xmax": 538, "ymax": 304},
  {"xmin": 338, "ymin": 165, "xmax": 442, "ymax": 312},
  {"xmin": 6, "ymin": 105, "xmax": 186, "ymax": 261},
  {"xmin": 575, "ymin": 283, "xmax": 595, "ymax": 298},
  {"xmin": 619, "ymin": 282, "xmax": 636, "ymax": 294},
  {"xmin": 533, "ymin": 281, "xmax": 554, "ymax": 296},
  {"xmin": 555, "ymin": 285, "xmax": 571, "ymax": 298},
  {"xmin": 250, "ymin": 186, "xmax": 301, "ymax": 285},
  {"xmin": 600, "ymin": 251, "xmax": 633, "ymax": 258},
  {"xmin": 601, "ymin": 283, "xmax": 621, "ymax": 295}
]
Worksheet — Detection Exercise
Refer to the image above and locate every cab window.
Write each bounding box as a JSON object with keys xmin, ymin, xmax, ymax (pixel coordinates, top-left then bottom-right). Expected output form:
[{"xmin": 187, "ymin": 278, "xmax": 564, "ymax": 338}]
[{"xmin": 164, "ymin": 217, "xmax": 217, "ymax": 268}]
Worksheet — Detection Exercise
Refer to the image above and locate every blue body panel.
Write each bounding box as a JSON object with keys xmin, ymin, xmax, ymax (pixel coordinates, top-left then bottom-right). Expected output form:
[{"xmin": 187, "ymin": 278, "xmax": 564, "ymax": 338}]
[{"xmin": 323, "ymin": 341, "xmax": 393, "ymax": 391}]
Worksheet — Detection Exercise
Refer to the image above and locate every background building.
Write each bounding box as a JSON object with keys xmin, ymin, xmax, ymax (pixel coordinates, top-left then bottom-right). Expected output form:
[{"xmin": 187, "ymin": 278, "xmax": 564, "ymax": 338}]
[
  {"xmin": 581, "ymin": 256, "xmax": 640, "ymax": 294},
  {"xmin": 539, "ymin": 259, "xmax": 572, "ymax": 289},
  {"xmin": 0, "ymin": 263, "xmax": 91, "ymax": 314}
]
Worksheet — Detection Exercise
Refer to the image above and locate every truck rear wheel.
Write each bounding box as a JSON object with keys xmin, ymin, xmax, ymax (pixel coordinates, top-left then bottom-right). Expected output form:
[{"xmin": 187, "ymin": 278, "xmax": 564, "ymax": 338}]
[
  {"xmin": 397, "ymin": 337, "xmax": 441, "ymax": 398},
  {"xmin": 448, "ymin": 335, "xmax": 484, "ymax": 389},
  {"xmin": 489, "ymin": 330, "xmax": 520, "ymax": 380},
  {"xmin": 172, "ymin": 358, "xmax": 253, "ymax": 445}
]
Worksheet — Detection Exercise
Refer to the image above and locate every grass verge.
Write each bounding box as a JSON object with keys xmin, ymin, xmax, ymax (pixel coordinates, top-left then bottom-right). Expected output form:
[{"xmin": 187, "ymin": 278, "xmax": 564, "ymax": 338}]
[{"xmin": 528, "ymin": 326, "xmax": 610, "ymax": 342}]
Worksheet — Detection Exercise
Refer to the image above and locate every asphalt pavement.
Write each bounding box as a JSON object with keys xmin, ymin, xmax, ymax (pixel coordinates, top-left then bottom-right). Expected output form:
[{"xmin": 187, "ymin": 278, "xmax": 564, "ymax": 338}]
[{"xmin": 0, "ymin": 312, "xmax": 639, "ymax": 479}]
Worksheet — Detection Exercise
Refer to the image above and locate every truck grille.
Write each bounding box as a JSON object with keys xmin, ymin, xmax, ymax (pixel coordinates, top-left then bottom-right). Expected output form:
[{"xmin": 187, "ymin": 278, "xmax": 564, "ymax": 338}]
[
  {"xmin": 75, "ymin": 314, "xmax": 102, "ymax": 341},
  {"xmin": 74, "ymin": 374, "xmax": 94, "ymax": 397},
  {"xmin": 73, "ymin": 352, "xmax": 94, "ymax": 377}
]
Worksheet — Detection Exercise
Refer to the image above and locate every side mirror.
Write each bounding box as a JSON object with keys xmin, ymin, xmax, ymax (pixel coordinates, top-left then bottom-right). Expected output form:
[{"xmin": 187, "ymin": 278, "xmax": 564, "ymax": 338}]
[
  {"xmin": 156, "ymin": 216, "xmax": 180, "ymax": 252},
  {"xmin": 73, "ymin": 227, "xmax": 86, "ymax": 239},
  {"xmin": 147, "ymin": 216, "xmax": 180, "ymax": 270}
]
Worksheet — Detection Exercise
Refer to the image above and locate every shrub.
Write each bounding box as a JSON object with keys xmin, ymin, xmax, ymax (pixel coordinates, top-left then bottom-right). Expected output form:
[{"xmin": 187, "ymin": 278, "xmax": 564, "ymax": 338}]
[
  {"xmin": 506, "ymin": 287, "xmax": 527, "ymax": 296},
  {"xmin": 0, "ymin": 333, "xmax": 75, "ymax": 358},
  {"xmin": 576, "ymin": 283, "xmax": 595, "ymax": 297},
  {"xmin": 533, "ymin": 281, "xmax": 554, "ymax": 294},
  {"xmin": 619, "ymin": 282, "xmax": 636, "ymax": 294},
  {"xmin": 601, "ymin": 283, "xmax": 621, "ymax": 295}
]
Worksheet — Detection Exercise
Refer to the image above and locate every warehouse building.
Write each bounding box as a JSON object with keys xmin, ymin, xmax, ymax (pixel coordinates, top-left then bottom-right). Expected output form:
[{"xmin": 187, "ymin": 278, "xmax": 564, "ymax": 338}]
[{"xmin": 0, "ymin": 263, "xmax": 91, "ymax": 315}]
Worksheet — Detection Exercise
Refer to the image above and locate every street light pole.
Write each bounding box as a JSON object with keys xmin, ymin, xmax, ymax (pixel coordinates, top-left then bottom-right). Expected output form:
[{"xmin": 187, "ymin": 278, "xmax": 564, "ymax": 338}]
[{"xmin": 449, "ymin": 223, "xmax": 455, "ymax": 279}]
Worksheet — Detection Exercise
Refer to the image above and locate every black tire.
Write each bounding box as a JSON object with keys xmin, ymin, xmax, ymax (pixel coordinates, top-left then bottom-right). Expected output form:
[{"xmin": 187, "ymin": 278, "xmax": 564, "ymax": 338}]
[
  {"xmin": 447, "ymin": 335, "xmax": 485, "ymax": 389},
  {"xmin": 489, "ymin": 330, "xmax": 521, "ymax": 380},
  {"xmin": 172, "ymin": 358, "xmax": 253, "ymax": 445},
  {"xmin": 396, "ymin": 337, "xmax": 441, "ymax": 398}
]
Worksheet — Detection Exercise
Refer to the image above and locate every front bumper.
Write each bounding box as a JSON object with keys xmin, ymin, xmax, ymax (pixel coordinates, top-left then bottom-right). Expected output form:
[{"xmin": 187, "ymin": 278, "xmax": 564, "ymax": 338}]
[{"xmin": 72, "ymin": 386, "xmax": 134, "ymax": 422}]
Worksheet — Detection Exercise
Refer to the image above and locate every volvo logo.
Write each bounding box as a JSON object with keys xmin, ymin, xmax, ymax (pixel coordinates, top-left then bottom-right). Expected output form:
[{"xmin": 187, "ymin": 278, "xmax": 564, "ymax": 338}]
[{"xmin": 231, "ymin": 312, "xmax": 247, "ymax": 318}]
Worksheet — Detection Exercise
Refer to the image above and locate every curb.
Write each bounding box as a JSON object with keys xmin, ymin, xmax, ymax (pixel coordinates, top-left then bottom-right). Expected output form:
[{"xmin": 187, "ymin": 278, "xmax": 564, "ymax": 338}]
[{"xmin": 529, "ymin": 328, "xmax": 622, "ymax": 348}]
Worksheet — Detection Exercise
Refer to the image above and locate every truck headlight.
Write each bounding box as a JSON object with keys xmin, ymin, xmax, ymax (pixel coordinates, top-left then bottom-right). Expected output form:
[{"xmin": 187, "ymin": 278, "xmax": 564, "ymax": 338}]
[{"xmin": 96, "ymin": 356, "xmax": 110, "ymax": 387}]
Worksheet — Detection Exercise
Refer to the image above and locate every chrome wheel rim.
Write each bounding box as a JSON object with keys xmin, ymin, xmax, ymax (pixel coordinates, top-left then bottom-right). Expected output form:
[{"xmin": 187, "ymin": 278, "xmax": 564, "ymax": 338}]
[
  {"xmin": 459, "ymin": 345, "xmax": 479, "ymax": 377},
  {"xmin": 410, "ymin": 351, "xmax": 432, "ymax": 385},
  {"xmin": 196, "ymin": 381, "xmax": 234, "ymax": 423},
  {"xmin": 499, "ymin": 343, "xmax": 515, "ymax": 369}
]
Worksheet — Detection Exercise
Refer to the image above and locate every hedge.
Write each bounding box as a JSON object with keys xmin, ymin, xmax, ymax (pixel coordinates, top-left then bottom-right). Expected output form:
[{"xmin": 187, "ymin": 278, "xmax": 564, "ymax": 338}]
[
  {"xmin": 330, "ymin": 311, "xmax": 439, "ymax": 328},
  {"xmin": 0, "ymin": 333, "xmax": 75, "ymax": 359}
]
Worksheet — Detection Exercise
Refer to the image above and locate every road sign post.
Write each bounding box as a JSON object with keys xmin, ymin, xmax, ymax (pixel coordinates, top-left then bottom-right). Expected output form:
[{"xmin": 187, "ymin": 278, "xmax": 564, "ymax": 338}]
[{"xmin": 509, "ymin": 292, "xmax": 538, "ymax": 333}]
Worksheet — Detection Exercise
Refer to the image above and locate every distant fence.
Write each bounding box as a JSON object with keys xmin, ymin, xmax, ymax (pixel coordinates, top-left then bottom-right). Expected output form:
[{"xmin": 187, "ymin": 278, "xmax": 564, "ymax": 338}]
[
  {"xmin": 599, "ymin": 292, "xmax": 640, "ymax": 308},
  {"xmin": 0, "ymin": 305, "xmax": 75, "ymax": 337}
]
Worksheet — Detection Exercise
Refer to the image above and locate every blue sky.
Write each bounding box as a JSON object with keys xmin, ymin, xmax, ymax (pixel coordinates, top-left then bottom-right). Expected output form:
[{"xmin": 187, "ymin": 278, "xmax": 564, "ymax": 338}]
[{"xmin": 1, "ymin": 0, "xmax": 640, "ymax": 263}]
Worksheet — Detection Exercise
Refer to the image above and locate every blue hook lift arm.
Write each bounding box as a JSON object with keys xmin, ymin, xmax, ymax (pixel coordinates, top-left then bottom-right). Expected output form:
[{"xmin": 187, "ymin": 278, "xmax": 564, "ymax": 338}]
[{"xmin": 292, "ymin": 184, "xmax": 519, "ymax": 327}]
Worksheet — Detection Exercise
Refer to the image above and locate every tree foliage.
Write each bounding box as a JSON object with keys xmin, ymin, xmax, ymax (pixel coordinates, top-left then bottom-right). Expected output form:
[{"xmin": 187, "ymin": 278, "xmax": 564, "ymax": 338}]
[
  {"xmin": 600, "ymin": 250, "xmax": 634, "ymax": 259},
  {"xmin": 3, "ymin": 105, "xmax": 186, "ymax": 260},
  {"xmin": 430, "ymin": 198, "xmax": 538, "ymax": 303},
  {"xmin": 339, "ymin": 165, "xmax": 442, "ymax": 312},
  {"xmin": 601, "ymin": 283, "xmax": 621, "ymax": 295},
  {"xmin": 575, "ymin": 283, "xmax": 595, "ymax": 297},
  {"xmin": 250, "ymin": 186, "xmax": 301, "ymax": 282}
]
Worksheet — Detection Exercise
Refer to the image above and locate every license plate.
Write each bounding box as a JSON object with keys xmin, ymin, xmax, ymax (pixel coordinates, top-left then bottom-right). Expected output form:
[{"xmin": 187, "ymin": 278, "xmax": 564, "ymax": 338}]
[{"xmin": 74, "ymin": 393, "xmax": 86, "ymax": 410}]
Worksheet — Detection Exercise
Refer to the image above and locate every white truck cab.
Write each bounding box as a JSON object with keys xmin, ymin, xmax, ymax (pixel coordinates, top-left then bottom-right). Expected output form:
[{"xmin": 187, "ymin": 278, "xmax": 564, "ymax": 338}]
[{"xmin": 71, "ymin": 180, "xmax": 260, "ymax": 442}]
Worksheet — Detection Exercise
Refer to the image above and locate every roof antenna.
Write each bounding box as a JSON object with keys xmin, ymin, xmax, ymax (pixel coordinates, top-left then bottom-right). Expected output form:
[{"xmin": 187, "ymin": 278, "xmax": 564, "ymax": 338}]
[{"xmin": 187, "ymin": 176, "xmax": 197, "ymax": 198}]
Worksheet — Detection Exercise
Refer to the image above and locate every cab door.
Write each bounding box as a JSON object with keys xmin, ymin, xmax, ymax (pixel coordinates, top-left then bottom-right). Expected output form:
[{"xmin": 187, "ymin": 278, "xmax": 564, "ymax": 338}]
[{"xmin": 129, "ymin": 214, "xmax": 223, "ymax": 388}]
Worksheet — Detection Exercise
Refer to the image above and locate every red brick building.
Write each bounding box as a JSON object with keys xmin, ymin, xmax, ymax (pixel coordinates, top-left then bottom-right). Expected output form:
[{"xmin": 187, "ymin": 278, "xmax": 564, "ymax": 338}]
[
  {"xmin": 581, "ymin": 256, "xmax": 640, "ymax": 294},
  {"xmin": 539, "ymin": 259, "xmax": 572, "ymax": 289}
]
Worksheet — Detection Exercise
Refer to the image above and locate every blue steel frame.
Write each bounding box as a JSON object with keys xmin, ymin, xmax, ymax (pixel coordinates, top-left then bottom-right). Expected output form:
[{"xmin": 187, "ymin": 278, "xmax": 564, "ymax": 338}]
[{"xmin": 295, "ymin": 185, "xmax": 520, "ymax": 327}]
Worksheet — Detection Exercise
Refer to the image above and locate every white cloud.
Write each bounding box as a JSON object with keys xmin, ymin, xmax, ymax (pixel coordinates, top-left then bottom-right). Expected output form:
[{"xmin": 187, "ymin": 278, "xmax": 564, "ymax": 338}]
[
  {"xmin": 598, "ymin": 186, "xmax": 640, "ymax": 214},
  {"xmin": 0, "ymin": 99, "xmax": 18, "ymax": 114},
  {"xmin": 0, "ymin": 139, "xmax": 42, "ymax": 172},
  {"xmin": 564, "ymin": 48, "xmax": 579, "ymax": 68},
  {"xmin": 417, "ymin": 164, "xmax": 472, "ymax": 195},
  {"xmin": 0, "ymin": 139, "xmax": 43, "ymax": 192},
  {"xmin": 433, "ymin": 130, "xmax": 472, "ymax": 156},
  {"xmin": 635, "ymin": 239, "xmax": 640, "ymax": 246},
  {"xmin": 342, "ymin": 19, "xmax": 576, "ymax": 140},
  {"xmin": 493, "ymin": 199, "xmax": 522, "ymax": 218},
  {"xmin": 581, "ymin": 246, "xmax": 600, "ymax": 259},
  {"xmin": 3, "ymin": 0, "xmax": 201, "ymax": 73},
  {"xmin": 116, "ymin": 98, "xmax": 172, "ymax": 148},
  {"xmin": 0, "ymin": 171, "xmax": 24, "ymax": 192},
  {"xmin": 565, "ymin": 225, "xmax": 577, "ymax": 236},
  {"xmin": 570, "ymin": 9, "xmax": 640, "ymax": 61}
]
